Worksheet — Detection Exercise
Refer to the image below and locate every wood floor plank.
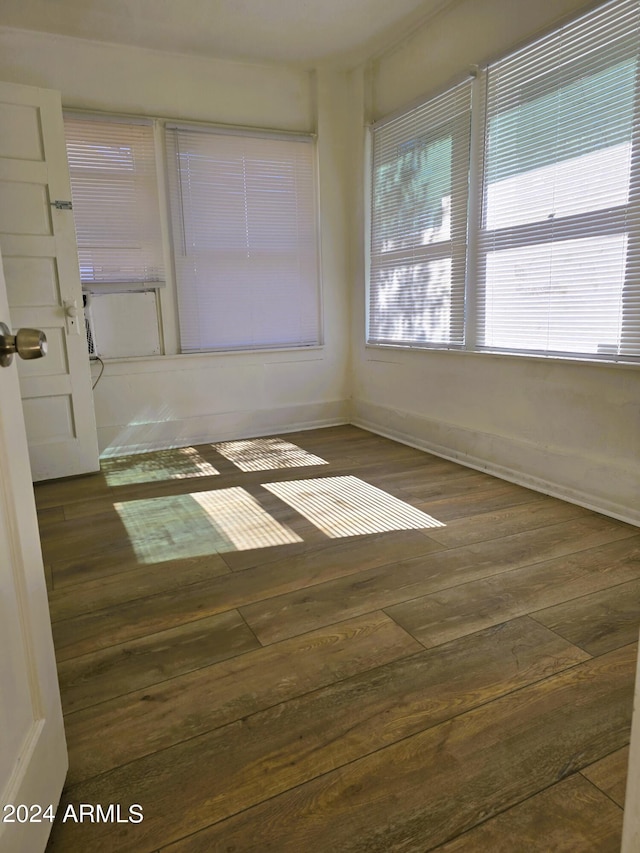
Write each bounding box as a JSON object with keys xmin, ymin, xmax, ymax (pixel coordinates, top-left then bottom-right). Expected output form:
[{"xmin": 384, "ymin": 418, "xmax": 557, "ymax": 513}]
[
  {"xmin": 62, "ymin": 494, "xmax": 124, "ymax": 520},
  {"xmin": 49, "ymin": 483, "xmax": 313, "ymax": 576},
  {"xmin": 106, "ymin": 472, "xmax": 233, "ymax": 502},
  {"xmin": 414, "ymin": 481, "xmax": 548, "ymax": 521},
  {"xmin": 99, "ymin": 445, "xmax": 223, "ymax": 487},
  {"xmin": 46, "ymin": 619, "xmax": 597, "ymax": 853},
  {"xmin": 36, "ymin": 505, "xmax": 65, "ymax": 531},
  {"xmin": 63, "ymin": 612, "xmax": 421, "ymax": 784},
  {"xmin": 57, "ymin": 609, "xmax": 260, "ymax": 713},
  {"xmin": 49, "ymin": 529, "xmax": 442, "ymax": 659},
  {"xmin": 241, "ymin": 518, "xmax": 638, "ymax": 646},
  {"xmin": 50, "ymin": 545, "xmax": 198, "ymax": 589},
  {"xmin": 218, "ymin": 535, "xmax": 329, "ymax": 573},
  {"xmin": 397, "ymin": 469, "xmax": 508, "ymax": 501},
  {"xmin": 281, "ymin": 427, "xmax": 435, "ymax": 463},
  {"xmin": 112, "ymin": 488, "xmax": 307, "ymax": 563},
  {"xmin": 47, "ymin": 642, "xmax": 633, "ymax": 853},
  {"xmin": 342, "ymin": 459, "xmax": 480, "ymax": 497},
  {"xmin": 33, "ymin": 471, "xmax": 111, "ymax": 510},
  {"xmin": 582, "ymin": 746, "xmax": 630, "ymax": 807},
  {"xmin": 432, "ymin": 774, "xmax": 623, "ymax": 852},
  {"xmin": 35, "ymin": 426, "xmax": 640, "ymax": 853},
  {"xmin": 216, "ymin": 484, "xmax": 330, "ymax": 571},
  {"xmin": 48, "ymin": 553, "xmax": 230, "ymax": 623},
  {"xmin": 386, "ymin": 536, "xmax": 640, "ymax": 650},
  {"xmin": 276, "ymin": 434, "xmax": 466, "ymax": 484},
  {"xmin": 532, "ymin": 578, "xmax": 640, "ymax": 655},
  {"xmin": 425, "ymin": 498, "xmax": 591, "ymax": 548},
  {"xmin": 39, "ymin": 509, "xmax": 134, "ymax": 565},
  {"xmin": 105, "ymin": 457, "xmax": 349, "ymax": 503}
]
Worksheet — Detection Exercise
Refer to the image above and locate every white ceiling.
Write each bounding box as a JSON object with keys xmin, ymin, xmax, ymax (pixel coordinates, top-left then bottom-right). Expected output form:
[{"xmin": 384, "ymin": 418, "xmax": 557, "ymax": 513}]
[{"xmin": 0, "ymin": 0, "xmax": 455, "ymax": 66}]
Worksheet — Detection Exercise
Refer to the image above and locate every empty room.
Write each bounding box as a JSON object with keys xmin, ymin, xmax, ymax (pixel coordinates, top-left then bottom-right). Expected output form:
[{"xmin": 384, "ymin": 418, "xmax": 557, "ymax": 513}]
[{"xmin": 0, "ymin": 0, "xmax": 639, "ymax": 850}]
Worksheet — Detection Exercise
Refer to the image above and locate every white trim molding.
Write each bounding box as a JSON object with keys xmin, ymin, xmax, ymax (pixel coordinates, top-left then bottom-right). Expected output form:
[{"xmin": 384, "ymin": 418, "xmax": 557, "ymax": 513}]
[{"xmin": 351, "ymin": 399, "xmax": 640, "ymax": 527}]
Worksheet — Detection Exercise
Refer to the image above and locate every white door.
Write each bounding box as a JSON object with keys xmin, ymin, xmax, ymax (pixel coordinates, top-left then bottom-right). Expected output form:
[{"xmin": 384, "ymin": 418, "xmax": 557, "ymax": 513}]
[
  {"xmin": 0, "ymin": 249, "xmax": 67, "ymax": 852},
  {"xmin": 0, "ymin": 80, "xmax": 99, "ymax": 481},
  {"xmin": 622, "ymin": 644, "xmax": 640, "ymax": 850}
]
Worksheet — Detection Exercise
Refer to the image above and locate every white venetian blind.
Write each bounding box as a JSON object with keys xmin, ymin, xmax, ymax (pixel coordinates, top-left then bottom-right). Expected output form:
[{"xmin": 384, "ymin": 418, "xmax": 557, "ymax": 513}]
[
  {"xmin": 369, "ymin": 81, "xmax": 471, "ymax": 348},
  {"xmin": 165, "ymin": 126, "xmax": 320, "ymax": 353},
  {"xmin": 63, "ymin": 115, "xmax": 164, "ymax": 288},
  {"xmin": 479, "ymin": 0, "xmax": 640, "ymax": 360}
]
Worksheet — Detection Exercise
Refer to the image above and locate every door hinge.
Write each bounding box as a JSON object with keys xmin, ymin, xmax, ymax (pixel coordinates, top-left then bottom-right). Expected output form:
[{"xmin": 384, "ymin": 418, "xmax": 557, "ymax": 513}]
[{"xmin": 50, "ymin": 200, "xmax": 73, "ymax": 210}]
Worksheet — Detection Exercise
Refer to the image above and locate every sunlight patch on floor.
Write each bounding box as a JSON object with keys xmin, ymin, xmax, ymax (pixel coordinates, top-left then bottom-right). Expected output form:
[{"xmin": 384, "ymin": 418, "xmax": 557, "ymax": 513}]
[
  {"xmin": 262, "ymin": 476, "xmax": 445, "ymax": 538},
  {"xmin": 103, "ymin": 446, "xmax": 220, "ymax": 486},
  {"xmin": 115, "ymin": 488, "xmax": 301, "ymax": 562},
  {"xmin": 213, "ymin": 438, "xmax": 328, "ymax": 472},
  {"xmin": 191, "ymin": 489, "xmax": 302, "ymax": 550}
]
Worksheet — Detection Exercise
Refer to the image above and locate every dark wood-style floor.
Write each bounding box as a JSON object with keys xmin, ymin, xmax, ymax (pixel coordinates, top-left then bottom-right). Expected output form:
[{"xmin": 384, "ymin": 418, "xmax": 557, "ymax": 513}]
[{"xmin": 36, "ymin": 425, "xmax": 640, "ymax": 852}]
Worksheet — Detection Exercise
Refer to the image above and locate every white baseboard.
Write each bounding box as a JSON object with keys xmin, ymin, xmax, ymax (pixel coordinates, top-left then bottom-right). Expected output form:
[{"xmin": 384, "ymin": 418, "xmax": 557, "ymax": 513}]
[
  {"xmin": 98, "ymin": 399, "xmax": 350, "ymax": 458},
  {"xmin": 96, "ymin": 395, "xmax": 639, "ymax": 528},
  {"xmin": 351, "ymin": 400, "xmax": 640, "ymax": 528}
]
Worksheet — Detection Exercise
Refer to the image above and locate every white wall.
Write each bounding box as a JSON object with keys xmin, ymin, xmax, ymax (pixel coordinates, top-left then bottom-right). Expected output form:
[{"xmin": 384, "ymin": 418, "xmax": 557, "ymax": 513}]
[
  {"xmin": 2, "ymin": 6, "xmax": 638, "ymax": 520},
  {"xmin": 350, "ymin": 0, "xmax": 640, "ymax": 525},
  {"xmin": 0, "ymin": 28, "xmax": 311, "ymax": 127},
  {"xmin": 0, "ymin": 28, "xmax": 351, "ymax": 454}
]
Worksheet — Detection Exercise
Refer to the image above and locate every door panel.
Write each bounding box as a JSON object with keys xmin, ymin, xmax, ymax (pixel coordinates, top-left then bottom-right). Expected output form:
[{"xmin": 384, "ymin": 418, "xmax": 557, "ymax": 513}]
[
  {"xmin": 0, "ymin": 81, "xmax": 99, "ymax": 481},
  {"xmin": 3, "ymin": 256, "xmax": 61, "ymax": 307},
  {"xmin": 0, "ymin": 246, "xmax": 67, "ymax": 853}
]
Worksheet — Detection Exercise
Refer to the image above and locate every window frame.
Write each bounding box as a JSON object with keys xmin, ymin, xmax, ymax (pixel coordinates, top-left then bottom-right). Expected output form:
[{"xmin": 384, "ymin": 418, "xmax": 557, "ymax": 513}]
[
  {"xmin": 63, "ymin": 112, "xmax": 323, "ymax": 360},
  {"xmin": 367, "ymin": 0, "xmax": 640, "ymax": 367},
  {"xmin": 165, "ymin": 123, "xmax": 323, "ymax": 355},
  {"xmin": 367, "ymin": 83, "xmax": 472, "ymax": 350},
  {"xmin": 63, "ymin": 112, "xmax": 166, "ymax": 294}
]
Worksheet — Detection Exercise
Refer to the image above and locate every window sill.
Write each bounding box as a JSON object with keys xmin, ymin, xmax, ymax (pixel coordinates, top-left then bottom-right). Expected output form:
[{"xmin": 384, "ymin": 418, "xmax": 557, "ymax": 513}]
[
  {"xmin": 90, "ymin": 346, "xmax": 326, "ymax": 374},
  {"xmin": 364, "ymin": 343, "xmax": 640, "ymax": 371}
]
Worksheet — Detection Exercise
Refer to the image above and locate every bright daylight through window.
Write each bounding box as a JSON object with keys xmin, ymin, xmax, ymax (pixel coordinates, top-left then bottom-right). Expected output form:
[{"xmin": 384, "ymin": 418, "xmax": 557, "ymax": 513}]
[
  {"xmin": 166, "ymin": 126, "xmax": 320, "ymax": 353},
  {"xmin": 110, "ymin": 439, "xmax": 446, "ymax": 562},
  {"xmin": 369, "ymin": 0, "xmax": 640, "ymax": 363},
  {"xmin": 64, "ymin": 116, "xmax": 164, "ymax": 289},
  {"xmin": 213, "ymin": 438, "xmax": 328, "ymax": 472},
  {"xmin": 115, "ymin": 487, "xmax": 302, "ymax": 562}
]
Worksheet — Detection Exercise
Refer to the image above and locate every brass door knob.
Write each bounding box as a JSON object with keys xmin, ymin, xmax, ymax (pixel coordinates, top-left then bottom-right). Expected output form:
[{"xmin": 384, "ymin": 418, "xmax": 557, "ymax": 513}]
[{"xmin": 0, "ymin": 322, "xmax": 48, "ymax": 367}]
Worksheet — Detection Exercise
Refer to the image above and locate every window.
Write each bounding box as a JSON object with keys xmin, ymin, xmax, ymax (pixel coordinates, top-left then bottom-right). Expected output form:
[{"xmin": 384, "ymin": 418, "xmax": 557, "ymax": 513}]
[
  {"xmin": 369, "ymin": 82, "xmax": 471, "ymax": 347},
  {"xmin": 369, "ymin": 0, "xmax": 640, "ymax": 363},
  {"xmin": 64, "ymin": 115, "xmax": 164, "ymax": 290},
  {"xmin": 165, "ymin": 126, "xmax": 320, "ymax": 353}
]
